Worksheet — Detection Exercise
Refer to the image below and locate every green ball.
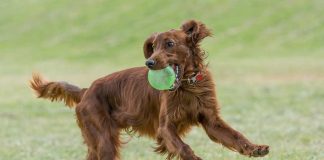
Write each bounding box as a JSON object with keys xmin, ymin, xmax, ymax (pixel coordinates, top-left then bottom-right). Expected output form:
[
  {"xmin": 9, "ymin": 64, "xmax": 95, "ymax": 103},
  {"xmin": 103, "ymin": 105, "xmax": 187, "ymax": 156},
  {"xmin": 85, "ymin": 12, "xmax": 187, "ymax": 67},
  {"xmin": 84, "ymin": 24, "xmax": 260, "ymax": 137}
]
[{"xmin": 148, "ymin": 66, "xmax": 176, "ymax": 90}]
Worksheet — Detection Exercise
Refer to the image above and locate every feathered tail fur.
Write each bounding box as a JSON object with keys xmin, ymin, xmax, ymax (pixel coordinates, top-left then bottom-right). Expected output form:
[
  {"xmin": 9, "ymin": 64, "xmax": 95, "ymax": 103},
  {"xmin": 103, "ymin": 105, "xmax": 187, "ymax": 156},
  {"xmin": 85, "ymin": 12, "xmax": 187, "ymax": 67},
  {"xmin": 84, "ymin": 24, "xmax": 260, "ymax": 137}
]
[{"xmin": 29, "ymin": 73, "xmax": 86, "ymax": 107}]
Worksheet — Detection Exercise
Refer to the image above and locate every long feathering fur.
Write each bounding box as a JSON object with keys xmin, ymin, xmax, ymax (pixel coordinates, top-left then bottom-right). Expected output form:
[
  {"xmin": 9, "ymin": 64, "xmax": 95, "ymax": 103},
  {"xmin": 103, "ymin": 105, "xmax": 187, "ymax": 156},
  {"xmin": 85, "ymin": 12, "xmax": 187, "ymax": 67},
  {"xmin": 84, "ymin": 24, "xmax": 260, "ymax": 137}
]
[{"xmin": 29, "ymin": 73, "xmax": 85, "ymax": 107}]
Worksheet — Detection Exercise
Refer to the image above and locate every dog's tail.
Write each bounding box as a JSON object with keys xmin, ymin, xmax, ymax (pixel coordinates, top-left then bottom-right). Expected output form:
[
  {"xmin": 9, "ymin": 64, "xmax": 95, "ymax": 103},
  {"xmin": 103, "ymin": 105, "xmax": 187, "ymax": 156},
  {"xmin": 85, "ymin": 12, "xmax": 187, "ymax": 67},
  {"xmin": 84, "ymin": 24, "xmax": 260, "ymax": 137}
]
[{"xmin": 29, "ymin": 73, "xmax": 87, "ymax": 108}]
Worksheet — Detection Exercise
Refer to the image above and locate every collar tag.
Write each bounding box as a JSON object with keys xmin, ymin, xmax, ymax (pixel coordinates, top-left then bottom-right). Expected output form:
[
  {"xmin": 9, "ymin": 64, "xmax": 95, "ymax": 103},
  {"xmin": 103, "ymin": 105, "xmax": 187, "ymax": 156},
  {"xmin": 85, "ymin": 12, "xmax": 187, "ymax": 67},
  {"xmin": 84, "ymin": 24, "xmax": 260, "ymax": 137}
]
[{"xmin": 195, "ymin": 73, "xmax": 203, "ymax": 81}]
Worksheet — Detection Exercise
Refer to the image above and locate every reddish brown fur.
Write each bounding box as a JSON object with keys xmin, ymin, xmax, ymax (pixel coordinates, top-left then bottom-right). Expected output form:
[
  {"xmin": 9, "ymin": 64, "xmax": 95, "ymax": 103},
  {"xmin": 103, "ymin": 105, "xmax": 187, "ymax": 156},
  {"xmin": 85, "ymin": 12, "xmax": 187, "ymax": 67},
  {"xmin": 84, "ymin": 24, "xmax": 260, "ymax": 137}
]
[{"xmin": 30, "ymin": 20, "xmax": 269, "ymax": 160}]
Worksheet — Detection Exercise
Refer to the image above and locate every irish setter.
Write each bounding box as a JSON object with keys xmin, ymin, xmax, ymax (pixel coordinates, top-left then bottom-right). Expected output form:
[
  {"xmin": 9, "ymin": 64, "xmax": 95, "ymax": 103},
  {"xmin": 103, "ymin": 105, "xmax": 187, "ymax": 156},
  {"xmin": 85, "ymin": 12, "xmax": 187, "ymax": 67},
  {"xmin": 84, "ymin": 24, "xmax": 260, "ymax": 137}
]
[{"xmin": 30, "ymin": 20, "xmax": 269, "ymax": 160}]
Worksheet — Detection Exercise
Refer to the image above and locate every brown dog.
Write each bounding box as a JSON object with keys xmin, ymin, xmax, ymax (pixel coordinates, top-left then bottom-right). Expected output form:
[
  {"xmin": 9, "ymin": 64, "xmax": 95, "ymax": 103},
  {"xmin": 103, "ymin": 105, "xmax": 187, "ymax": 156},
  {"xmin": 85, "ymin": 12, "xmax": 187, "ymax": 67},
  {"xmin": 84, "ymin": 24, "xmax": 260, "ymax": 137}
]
[{"xmin": 30, "ymin": 20, "xmax": 269, "ymax": 160}]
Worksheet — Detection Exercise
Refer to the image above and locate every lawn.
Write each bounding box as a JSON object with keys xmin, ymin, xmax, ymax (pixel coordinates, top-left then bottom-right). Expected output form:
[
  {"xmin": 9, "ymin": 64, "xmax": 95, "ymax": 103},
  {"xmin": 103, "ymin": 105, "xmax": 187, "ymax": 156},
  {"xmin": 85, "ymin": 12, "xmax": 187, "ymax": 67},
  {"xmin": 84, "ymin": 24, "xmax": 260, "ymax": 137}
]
[{"xmin": 0, "ymin": 0, "xmax": 323, "ymax": 160}]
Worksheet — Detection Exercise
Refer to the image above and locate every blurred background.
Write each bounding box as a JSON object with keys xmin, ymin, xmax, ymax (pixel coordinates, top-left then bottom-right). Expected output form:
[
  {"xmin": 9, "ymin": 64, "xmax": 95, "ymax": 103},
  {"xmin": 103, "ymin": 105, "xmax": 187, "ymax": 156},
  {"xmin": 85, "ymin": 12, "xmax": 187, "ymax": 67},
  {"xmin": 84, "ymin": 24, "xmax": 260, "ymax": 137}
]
[{"xmin": 0, "ymin": 0, "xmax": 323, "ymax": 159}]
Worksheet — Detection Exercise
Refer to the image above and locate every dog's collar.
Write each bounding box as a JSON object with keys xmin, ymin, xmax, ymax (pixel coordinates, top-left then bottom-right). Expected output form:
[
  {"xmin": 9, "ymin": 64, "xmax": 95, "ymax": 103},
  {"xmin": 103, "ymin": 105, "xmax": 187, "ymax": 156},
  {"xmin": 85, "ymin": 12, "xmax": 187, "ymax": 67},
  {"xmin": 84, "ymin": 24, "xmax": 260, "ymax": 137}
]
[{"xmin": 182, "ymin": 72, "xmax": 203, "ymax": 85}]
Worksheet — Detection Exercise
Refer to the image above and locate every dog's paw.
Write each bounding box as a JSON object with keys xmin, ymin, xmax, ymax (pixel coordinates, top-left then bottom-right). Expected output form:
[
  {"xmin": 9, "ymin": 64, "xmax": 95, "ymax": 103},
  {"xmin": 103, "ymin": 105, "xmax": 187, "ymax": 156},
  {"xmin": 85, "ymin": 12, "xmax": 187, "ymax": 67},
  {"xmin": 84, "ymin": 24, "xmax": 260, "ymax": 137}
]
[
  {"xmin": 195, "ymin": 156, "xmax": 203, "ymax": 160},
  {"xmin": 182, "ymin": 154, "xmax": 203, "ymax": 160},
  {"xmin": 188, "ymin": 156, "xmax": 202, "ymax": 160},
  {"xmin": 181, "ymin": 154, "xmax": 202, "ymax": 160},
  {"xmin": 250, "ymin": 145, "xmax": 269, "ymax": 157}
]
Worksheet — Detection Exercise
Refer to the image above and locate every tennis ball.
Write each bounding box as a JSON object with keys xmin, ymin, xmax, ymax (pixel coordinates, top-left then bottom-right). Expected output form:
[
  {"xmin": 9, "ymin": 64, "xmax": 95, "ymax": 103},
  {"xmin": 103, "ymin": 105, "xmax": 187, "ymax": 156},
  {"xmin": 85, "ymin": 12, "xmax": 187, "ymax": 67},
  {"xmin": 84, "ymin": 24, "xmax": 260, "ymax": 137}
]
[{"xmin": 148, "ymin": 66, "xmax": 176, "ymax": 90}]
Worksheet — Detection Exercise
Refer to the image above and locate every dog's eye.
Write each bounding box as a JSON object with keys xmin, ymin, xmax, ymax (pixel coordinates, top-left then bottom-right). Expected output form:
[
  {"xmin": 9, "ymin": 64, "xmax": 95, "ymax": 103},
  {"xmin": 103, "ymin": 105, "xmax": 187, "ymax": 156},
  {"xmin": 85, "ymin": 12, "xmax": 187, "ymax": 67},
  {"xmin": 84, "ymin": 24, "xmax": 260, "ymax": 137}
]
[{"xmin": 166, "ymin": 41, "xmax": 174, "ymax": 48}]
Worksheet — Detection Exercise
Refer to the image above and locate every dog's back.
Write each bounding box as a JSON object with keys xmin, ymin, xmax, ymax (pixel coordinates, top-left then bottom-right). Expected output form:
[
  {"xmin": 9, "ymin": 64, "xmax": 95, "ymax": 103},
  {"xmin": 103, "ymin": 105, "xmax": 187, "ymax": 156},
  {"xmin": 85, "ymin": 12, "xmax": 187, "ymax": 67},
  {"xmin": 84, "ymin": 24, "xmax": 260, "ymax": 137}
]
[
  {"xmin": 81, "ymin": 66, "xmax": 161, "ymax": 137},
  {"xmin": 30, "ymin": 67, "xmax": 162, "ymax": 138}
]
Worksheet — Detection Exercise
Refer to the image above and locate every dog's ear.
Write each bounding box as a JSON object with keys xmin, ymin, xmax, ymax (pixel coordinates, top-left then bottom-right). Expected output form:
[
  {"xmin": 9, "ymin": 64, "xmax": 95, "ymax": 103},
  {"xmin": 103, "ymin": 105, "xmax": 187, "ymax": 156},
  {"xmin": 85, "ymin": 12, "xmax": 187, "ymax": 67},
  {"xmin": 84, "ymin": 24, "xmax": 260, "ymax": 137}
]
[
  {"xmin": 181, "ymin": 20, "xmax": 211, "ymax": 44},
  {"xmin": 143, "ymin": 33, "xmax": 156, "ymax": 59}
]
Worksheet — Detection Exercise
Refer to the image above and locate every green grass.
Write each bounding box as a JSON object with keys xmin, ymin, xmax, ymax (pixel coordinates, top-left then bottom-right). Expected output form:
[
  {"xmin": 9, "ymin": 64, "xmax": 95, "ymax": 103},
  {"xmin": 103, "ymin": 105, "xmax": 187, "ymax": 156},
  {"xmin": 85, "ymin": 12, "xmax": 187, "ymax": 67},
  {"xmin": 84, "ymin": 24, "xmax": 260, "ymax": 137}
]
[{"xmin": 0, "ymin": 0, "xmax": 323, "ymax": 159}]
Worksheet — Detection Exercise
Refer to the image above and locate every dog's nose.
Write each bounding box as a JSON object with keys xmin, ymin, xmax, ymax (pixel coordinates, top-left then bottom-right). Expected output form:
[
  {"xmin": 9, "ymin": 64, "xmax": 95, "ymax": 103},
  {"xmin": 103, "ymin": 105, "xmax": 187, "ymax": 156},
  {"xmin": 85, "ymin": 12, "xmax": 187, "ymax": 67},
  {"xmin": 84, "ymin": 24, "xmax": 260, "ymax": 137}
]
[{"xmin": 145, "ymin": 59, "xmax": 155, "ymax": 69}]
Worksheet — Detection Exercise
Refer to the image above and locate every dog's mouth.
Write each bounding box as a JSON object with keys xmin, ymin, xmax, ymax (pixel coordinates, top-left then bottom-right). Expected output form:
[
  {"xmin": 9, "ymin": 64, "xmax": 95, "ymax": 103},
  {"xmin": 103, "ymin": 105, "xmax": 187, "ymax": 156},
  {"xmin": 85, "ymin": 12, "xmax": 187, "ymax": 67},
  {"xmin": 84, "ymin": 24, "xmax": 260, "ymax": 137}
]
[{"xmin": 169, "ymin": 64, "xmax": 181, "ymax": 91}]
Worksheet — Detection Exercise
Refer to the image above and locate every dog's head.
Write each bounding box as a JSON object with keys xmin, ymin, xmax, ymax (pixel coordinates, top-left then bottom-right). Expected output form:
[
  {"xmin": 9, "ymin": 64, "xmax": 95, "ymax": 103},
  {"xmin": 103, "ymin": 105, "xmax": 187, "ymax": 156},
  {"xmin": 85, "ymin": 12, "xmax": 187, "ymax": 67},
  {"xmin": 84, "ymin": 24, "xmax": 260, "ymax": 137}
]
[{"xmin": 144, "ymin": 20, "xmax": 211, "ymax": 90}]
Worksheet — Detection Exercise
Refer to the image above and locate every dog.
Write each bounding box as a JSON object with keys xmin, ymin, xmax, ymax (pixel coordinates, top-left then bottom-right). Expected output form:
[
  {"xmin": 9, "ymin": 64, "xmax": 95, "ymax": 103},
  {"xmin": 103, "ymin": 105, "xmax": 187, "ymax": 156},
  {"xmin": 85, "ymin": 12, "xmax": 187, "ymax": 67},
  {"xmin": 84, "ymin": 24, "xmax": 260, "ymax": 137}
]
[{"xmin": 30, "ymin": 20, "xmax": 269, "ymax": 160}]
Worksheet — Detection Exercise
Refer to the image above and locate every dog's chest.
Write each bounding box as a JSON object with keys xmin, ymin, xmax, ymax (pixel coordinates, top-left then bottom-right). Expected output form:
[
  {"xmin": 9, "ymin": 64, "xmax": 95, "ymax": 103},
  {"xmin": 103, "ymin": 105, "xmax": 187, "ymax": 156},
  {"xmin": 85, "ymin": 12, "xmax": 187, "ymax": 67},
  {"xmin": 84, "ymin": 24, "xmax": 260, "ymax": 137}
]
[{"xmin": 167, "ymin": 92, "xmax": 201, "ymax": 124}]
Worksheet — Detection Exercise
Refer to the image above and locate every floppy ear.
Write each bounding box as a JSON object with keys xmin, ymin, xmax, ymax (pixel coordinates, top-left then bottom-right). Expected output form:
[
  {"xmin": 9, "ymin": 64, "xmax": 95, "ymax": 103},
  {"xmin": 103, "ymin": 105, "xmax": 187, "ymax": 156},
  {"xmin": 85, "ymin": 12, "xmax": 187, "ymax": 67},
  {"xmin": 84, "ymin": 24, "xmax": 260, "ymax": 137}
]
[
  {"xmin": 180, "ymin": 20, "xmax": 211, "ymax": 44},
  {"xmin": 143, "ymin": 34, "xmax": 156, "ymax": 59}
]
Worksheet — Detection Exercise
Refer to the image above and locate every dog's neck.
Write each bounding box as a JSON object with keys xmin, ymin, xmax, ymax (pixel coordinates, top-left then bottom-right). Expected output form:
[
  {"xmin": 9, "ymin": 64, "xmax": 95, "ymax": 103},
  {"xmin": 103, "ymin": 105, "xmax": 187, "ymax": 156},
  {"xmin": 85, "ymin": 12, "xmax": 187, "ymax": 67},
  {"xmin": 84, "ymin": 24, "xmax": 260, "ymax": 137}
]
[
  {"xmin": 192, "ymin": 45, "xmax": 206, "ymax": 70},
  {"xmin": 181, "ymin": 46, "xmax": 207, "ymax": 85},
  {"xmin": 185, "ymin": 46, "xmax": 206, "ymax": 74}
]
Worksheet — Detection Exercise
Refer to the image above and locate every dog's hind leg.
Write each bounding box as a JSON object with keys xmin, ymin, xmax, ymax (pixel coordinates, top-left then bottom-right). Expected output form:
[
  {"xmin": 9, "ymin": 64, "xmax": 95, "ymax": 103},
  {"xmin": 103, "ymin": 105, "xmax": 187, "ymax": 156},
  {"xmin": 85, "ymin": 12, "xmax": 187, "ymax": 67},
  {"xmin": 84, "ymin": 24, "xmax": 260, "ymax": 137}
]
[{"xmin": 76, "ymin": 102, "xmax": 120, "ymax": 160}]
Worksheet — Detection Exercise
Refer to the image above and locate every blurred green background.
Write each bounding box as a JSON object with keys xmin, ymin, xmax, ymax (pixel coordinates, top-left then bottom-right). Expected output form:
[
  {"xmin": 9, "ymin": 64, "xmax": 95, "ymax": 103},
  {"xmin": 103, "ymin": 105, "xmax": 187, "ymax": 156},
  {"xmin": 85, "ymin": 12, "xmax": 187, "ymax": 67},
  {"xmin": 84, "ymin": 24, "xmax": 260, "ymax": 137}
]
[{"xmin": 1, "ymin": 0, "xmax": 323, "ymax": 160}]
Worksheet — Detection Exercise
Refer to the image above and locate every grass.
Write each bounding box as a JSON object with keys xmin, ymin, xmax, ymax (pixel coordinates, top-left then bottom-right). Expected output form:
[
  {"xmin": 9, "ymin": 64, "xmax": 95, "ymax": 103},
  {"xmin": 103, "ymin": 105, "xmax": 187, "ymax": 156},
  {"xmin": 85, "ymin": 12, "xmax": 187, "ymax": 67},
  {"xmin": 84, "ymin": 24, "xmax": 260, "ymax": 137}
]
[{"xmin": 0, "ymin": 0, "xmax": 323, "ymax": 159}]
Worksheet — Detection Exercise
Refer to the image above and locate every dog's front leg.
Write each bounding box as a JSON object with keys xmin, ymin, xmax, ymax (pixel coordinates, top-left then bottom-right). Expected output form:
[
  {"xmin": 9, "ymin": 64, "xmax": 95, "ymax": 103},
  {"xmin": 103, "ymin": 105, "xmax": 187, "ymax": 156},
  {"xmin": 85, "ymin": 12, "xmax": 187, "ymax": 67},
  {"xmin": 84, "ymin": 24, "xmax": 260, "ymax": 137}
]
[
  {"xmin": 199, "ymin": 102, "xmax": 269, "ymax": 157},
  {"xmin": 155, "ymin": 95, "xmax": 201, "ymax": 160},
  {"xmin": 156, "ymin": 123, "xmax": 201, "ymax": 160}
]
